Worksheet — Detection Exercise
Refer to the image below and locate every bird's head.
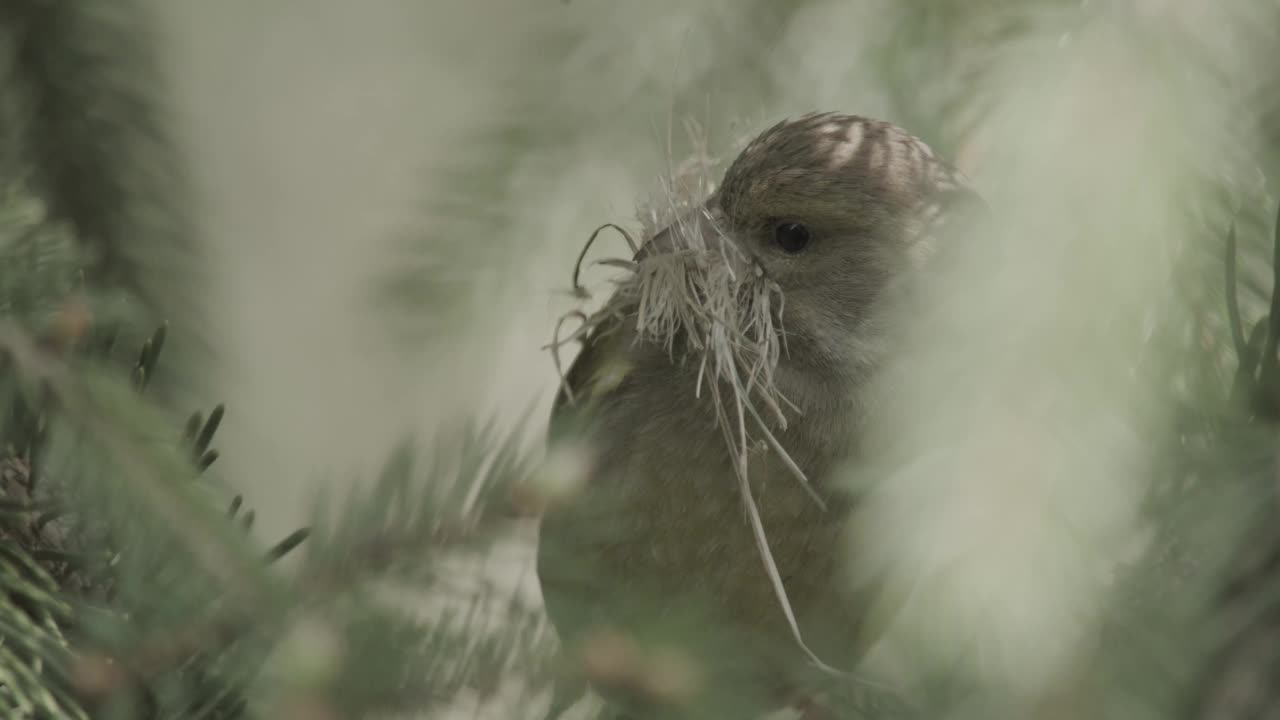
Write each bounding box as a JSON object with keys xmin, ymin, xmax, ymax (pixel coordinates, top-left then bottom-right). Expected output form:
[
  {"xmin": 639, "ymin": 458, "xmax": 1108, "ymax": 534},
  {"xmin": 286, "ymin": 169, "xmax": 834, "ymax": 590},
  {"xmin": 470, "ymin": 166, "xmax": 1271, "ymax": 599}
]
[
  {"xmin": 560, "ymin": 113, "xmax": 981, "ymax": 435},
  {"xmin": 634, "ymin": 113, "xmax": 978, "ymax": 382}
]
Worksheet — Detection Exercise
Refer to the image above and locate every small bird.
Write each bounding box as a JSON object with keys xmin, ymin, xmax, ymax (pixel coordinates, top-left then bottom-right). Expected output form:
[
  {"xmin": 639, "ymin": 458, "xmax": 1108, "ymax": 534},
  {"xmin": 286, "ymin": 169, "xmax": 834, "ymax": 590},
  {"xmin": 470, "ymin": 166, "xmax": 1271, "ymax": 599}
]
[{"xmin": 536, "ymin": 113, "xmax": 979, "ymax": 719}]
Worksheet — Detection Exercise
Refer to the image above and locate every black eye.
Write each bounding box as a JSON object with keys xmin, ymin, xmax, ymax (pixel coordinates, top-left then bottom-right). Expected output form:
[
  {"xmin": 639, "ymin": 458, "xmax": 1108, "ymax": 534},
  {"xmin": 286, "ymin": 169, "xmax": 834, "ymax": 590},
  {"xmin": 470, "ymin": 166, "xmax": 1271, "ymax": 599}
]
[{"xmin": 773, "ymin": 221, "xmax": 811, "ymax": 254}]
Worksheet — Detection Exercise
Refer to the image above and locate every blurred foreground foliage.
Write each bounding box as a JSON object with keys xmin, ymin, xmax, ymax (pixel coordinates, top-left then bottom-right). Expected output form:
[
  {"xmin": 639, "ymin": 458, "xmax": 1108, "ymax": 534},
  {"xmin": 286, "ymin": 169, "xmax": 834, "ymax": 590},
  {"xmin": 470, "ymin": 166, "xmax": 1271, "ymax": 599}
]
[
  {"xmin": 0, "ymin": 2, "xmax": 556, "ymax": 718},
  {"xmin": 0, "ymin": 176, "xmax": 555, "ymax": 717},
  {"xmin": 1, "ymin": 1, "xmax": 1280, "ymax": 720}
]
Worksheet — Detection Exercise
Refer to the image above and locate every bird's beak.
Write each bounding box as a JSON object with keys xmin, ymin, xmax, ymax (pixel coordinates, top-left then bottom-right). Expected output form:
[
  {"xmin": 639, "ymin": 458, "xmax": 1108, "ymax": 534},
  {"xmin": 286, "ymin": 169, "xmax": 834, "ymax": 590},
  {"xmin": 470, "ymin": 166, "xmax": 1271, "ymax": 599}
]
[{"xmin": 635, "ymin": 203, "xmax": 738, "ymax": 263}]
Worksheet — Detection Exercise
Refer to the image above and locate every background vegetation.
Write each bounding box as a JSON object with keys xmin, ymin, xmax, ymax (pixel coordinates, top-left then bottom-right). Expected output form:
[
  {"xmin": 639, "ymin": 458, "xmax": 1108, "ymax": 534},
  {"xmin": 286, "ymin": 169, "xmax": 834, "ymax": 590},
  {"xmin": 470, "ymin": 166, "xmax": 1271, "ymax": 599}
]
[{"xmin": 1, "ymin": 1, "xmax": 1279, "ymax": 718}]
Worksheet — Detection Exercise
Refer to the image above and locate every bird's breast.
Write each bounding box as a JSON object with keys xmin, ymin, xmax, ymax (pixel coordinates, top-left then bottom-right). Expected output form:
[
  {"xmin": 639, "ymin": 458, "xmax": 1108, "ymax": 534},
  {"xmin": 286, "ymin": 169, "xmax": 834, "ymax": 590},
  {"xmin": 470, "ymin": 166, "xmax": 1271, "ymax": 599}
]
[{"xmin": 537, "ymin": 363, "xmax": 863, "ymax": 668}]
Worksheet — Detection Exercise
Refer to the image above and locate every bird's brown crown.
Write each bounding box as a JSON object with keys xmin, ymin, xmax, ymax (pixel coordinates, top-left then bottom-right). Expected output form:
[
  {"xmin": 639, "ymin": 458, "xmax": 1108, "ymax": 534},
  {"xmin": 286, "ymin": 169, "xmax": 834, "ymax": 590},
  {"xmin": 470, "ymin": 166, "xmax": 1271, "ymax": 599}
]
[{"xmin": 716, "ymin": 113, "xmax": 967, "ymax": 235}]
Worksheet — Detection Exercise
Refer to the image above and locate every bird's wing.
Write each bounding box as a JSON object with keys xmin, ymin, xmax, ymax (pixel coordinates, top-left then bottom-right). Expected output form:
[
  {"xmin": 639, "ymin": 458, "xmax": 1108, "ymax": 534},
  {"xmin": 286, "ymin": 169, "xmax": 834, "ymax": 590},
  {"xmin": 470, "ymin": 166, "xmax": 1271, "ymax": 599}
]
[{"xmin": 547, "ymin": 310, "xmax": 633, "ymax": 445}]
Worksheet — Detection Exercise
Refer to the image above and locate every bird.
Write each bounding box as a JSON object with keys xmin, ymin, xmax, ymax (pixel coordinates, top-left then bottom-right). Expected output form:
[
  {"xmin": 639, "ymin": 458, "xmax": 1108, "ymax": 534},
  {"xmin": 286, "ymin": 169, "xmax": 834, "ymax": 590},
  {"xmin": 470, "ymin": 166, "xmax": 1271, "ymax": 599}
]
[{"xmin": 535, "ymin": 112, "xmax": 981, "ymax": 719}]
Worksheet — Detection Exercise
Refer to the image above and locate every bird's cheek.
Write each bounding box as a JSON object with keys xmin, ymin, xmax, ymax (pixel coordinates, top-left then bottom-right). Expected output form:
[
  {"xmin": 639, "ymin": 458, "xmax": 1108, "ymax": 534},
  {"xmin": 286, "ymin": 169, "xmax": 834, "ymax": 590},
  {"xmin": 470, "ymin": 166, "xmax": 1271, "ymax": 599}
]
[{"xmin": 786, "ymin": 286, "xmax": 858, "ymax": 338}]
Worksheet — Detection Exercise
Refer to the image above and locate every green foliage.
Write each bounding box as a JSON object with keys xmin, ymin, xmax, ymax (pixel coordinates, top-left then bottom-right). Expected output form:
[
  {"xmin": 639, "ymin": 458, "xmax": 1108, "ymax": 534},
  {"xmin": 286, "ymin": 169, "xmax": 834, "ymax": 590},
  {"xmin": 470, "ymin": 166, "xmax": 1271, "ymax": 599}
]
[
  {"xmin": 0, "ymin": 0, "xmax": 198, "ymax": 330},
  {"xmin": 5, "ymin": 2, "xmax": 1280, "ymax": 720},
  {"xmin": 0, "ymin": 0, "xmax": 205, "ymax": 405},
  {"xmin": 0, "ymin": 304, "xmax": 555, "ymax": 718},
  {"xmin": 0, "ymin": 206, "xmax": 549, "ymax": 717}
]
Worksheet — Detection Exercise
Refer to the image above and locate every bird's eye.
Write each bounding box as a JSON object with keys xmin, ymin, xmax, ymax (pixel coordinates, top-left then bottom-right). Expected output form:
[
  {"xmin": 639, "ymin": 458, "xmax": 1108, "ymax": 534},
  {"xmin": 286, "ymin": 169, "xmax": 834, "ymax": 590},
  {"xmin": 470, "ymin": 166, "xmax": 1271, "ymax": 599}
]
[{"xmin": 773, "ymin": 222, "xmax": 811, "ymax": 254}]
